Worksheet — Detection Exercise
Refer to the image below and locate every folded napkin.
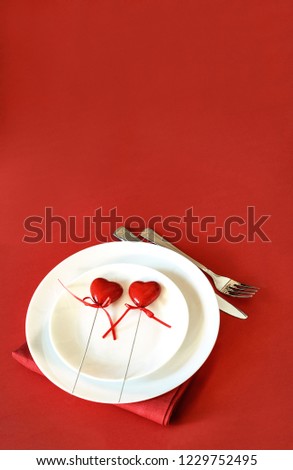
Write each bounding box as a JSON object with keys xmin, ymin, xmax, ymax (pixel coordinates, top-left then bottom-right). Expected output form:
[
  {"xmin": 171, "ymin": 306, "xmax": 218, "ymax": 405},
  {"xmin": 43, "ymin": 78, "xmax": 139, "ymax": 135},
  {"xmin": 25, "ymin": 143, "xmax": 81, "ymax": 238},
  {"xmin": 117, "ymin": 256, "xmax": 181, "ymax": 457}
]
[{"xmin": 12, "ymin": 343, "xmax": 192, "ymax": 425}]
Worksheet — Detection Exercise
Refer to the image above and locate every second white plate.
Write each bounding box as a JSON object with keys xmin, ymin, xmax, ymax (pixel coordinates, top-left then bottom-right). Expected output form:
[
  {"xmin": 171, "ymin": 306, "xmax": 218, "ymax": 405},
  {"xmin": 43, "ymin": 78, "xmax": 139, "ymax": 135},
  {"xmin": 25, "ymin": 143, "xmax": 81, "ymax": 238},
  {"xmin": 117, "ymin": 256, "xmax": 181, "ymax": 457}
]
[{"xmin": 49, "ymin": 263, "xmax": 189, "ymax": 381}]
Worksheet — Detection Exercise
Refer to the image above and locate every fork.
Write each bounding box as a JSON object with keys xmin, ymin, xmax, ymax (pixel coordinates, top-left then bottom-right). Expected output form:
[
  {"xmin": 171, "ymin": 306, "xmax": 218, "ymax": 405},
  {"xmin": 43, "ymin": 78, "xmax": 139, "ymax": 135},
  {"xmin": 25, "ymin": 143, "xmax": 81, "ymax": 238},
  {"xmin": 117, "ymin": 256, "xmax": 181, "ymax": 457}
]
[{"xmin": 114, "ymin": 226, "xmax": 259, "ymax": 298}]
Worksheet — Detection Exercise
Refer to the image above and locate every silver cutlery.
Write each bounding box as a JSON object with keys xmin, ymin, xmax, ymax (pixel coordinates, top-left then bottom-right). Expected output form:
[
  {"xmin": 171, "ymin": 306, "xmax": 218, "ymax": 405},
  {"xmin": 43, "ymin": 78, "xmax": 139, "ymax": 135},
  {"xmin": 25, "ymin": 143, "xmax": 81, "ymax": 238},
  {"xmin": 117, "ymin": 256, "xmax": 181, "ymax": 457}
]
[
  {"xmin": 113, "ymin": 226, "xmax": 248, "ymax": 320},
  {"xmin": 140, "ymin": 228, "xmax": 259, "ymax": 299}
]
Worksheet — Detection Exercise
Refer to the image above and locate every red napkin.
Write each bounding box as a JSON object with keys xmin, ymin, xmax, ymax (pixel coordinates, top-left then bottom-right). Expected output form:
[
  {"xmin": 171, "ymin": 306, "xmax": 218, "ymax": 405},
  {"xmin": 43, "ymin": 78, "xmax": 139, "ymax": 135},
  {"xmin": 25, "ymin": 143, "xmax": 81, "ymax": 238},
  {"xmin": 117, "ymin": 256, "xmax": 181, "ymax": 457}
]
[{"xmin": 12, "ymin": 343, "xmax": 192, "ymax": 425}]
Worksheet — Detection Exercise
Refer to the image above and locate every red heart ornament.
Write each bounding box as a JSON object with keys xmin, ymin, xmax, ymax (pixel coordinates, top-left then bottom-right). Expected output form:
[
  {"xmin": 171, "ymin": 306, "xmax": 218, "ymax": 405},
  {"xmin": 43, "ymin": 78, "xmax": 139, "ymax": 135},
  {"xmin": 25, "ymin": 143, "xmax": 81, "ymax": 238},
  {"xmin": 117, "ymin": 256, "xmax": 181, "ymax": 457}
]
[
  {"xmin": 129, "ymin": 281, "xmax": 161, "ymax": 308},
  {"xmin": 90, "ymin": 278, "xmax": 123, "ymax": 306},
  {"xmin": 102, "ymin": 280, "xmax": 171, "ymax": 339}
]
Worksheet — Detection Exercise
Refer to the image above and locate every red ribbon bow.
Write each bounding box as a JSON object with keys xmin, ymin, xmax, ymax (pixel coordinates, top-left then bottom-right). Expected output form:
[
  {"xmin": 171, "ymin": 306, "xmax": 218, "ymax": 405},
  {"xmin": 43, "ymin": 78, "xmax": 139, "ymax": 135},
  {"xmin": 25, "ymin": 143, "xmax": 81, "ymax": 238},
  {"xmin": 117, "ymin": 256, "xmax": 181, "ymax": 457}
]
[
  {"xmin": 102, "ymin": 303, "xmax": 171, "ymax": 339},
  {"xmin": 58, "ymin": 279, "xmax": 118, "ymax": 340}
]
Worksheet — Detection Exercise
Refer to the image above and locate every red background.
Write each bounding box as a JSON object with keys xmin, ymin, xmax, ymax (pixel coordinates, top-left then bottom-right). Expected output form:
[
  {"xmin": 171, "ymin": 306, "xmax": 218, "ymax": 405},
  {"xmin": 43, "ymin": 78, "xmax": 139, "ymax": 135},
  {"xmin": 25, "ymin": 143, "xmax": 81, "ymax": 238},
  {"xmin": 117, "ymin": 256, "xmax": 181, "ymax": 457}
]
[{"xmin": 1, "ymin": 0, "xmax": 292, "ymax": 449}]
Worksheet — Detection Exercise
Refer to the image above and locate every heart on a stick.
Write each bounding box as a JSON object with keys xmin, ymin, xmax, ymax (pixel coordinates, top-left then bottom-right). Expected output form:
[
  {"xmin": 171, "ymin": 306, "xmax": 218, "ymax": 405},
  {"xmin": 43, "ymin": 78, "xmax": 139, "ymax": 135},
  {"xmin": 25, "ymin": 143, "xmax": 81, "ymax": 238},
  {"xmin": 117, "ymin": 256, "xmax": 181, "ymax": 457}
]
[
  {"xmin": 102, "ymin": 280, "xmax": 171, "ymax": 339},
  {"xmin": 128, "ymin": 281, "xmax": 161, "ymax": 308},
  {"xmin": 59, "ymin": 277, "xmax": 123, "ymax": 340},
  {"xmin": 90, "ymin": 278, "xmax": 123, "ymax": 307}
]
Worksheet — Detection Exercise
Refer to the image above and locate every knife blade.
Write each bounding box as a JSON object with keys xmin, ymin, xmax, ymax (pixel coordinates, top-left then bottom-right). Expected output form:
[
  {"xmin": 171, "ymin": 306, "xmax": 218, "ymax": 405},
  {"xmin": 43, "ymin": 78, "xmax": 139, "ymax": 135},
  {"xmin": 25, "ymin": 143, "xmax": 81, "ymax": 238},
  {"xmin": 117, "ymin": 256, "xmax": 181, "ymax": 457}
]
[
  {"xmin": 214, "ymin": 294, "xmax": 247, "ymax": 319},
  {"xmin": 113, "ymin": 226, "xmax": 248, "ymax": 320}
]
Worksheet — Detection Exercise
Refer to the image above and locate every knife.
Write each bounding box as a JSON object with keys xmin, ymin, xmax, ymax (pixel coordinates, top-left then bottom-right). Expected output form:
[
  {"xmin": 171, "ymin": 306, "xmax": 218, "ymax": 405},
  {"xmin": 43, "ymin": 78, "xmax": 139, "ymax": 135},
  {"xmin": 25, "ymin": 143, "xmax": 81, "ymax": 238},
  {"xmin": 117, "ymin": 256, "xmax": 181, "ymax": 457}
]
[{"xmin": 113, "ymin": 226, "xmax": 248, "ymax": 320}]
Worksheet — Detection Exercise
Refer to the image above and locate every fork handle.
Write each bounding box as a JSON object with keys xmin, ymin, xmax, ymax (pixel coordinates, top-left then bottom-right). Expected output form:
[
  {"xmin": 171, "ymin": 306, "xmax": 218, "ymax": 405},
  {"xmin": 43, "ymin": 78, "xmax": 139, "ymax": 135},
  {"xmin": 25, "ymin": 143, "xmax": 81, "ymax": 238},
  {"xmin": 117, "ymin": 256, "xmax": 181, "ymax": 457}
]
[
  {"xmin": 114, "ymin": 226, "xmax": 215, "ymax": 278},
  {"xmin": 140, "ymin": 228, "xmax": 215, "ymax": 277},
  {"xmin": 114, "ymin": 227, "xmax": 142, "ymax": 243}
]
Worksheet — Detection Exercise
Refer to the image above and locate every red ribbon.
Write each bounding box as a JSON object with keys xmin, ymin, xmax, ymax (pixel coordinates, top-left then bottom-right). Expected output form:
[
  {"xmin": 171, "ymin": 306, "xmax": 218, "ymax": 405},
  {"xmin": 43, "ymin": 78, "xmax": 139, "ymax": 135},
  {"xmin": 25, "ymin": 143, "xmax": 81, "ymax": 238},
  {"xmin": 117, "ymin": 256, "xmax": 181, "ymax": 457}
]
[
  {"xmin": 58, "ymin": 280, "xmax": 117, "ymax": 340},
  {"xmin": 102, "ymin": 303, "xmax": 171, "ymax": 339}
]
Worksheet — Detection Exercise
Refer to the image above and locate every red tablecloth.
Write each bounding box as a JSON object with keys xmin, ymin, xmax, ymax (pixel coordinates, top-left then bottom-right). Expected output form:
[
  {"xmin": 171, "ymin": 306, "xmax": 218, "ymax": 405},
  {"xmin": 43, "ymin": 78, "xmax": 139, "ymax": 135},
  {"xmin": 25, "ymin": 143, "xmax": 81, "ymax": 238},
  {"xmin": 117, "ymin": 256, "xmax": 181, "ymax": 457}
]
[{"xmin": 1, "ymin": 0, "xmax": 292, "ymax": 450}]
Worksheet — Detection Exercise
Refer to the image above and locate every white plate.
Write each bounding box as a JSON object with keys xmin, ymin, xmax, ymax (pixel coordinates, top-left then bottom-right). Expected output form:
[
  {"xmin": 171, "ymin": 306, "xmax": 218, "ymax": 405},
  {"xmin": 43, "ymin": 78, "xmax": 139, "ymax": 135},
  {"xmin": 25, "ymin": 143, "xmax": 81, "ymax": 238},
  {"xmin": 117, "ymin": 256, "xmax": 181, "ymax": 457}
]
[
  {"xmin": 26, "ymin": 242, "xmax": 220, "ymax": 403},
  {"xmin": 49, "ymin": 263, "xmax": 189, "ymax": 381}
]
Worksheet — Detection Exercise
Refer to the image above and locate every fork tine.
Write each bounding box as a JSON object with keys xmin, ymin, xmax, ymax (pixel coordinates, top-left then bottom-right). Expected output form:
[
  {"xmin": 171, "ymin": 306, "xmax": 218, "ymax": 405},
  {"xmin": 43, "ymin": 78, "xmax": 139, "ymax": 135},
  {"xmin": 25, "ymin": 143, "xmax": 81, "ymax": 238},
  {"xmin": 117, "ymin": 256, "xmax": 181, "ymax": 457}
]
[
  {"xmin": 227, "ymin": 286, "xmax": 257, "ymax": 295},
  {"xmin": 239, "ymin": 283, "xmax": 260, "ymax": 290},
  {"xmin": 229, "ymin": 285, "xmax": 259, "ymax": 292},
  {"xmin": 226, "ymin": 291, "xmax": 255, "ymax": 298},
  {"xmin": 226, "ymin": 288, "xmax": 257, "ymax": 295},
  {"xmin": 230, "ymin": 290, "xmax": 259, "ymax": 296}
]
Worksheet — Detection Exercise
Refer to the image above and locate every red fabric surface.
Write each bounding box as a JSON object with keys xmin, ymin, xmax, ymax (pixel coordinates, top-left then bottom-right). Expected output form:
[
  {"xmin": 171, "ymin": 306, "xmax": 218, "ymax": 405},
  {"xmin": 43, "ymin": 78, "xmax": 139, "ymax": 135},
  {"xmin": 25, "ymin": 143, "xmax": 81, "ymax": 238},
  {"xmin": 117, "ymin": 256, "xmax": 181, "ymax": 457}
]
[
  {"xmin": 1, "ymin": 0, "xmax": 293, "ymax": 450},
  {"xmin": 12, "ymin": 343, "xmax": 192, "ymax": 426}
]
